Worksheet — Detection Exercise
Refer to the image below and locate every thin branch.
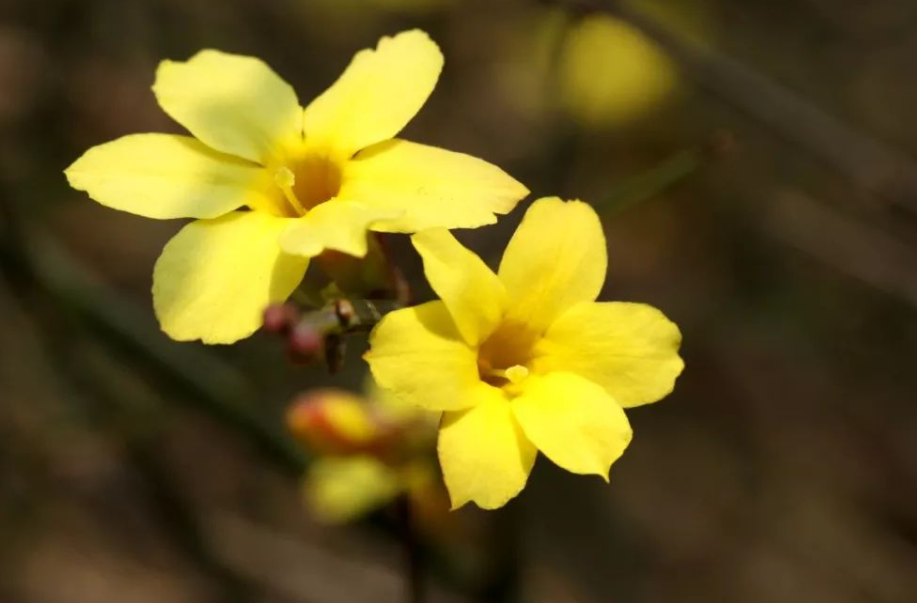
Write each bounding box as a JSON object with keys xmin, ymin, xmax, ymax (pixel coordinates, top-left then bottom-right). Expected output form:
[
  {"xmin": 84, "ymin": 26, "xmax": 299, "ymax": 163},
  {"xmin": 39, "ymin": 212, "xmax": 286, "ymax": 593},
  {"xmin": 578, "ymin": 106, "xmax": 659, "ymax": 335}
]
[
  {"xmin": 550, "ymin": 0, "xmax": 917, "ymax": 215},
  {"xmin": 762, "ymin": 191, "xmax": 917, "ymax": 308},
  {"xmin": 266, "ymin": 298, "xmax": 403, "ymax": 372},
  {"xmin": 396, "ymin": 496, "xmax": 425, "ymax": 603},
  {"xmin": 299, "ymin": 298, "xmax": 404, "ymax": 336}
]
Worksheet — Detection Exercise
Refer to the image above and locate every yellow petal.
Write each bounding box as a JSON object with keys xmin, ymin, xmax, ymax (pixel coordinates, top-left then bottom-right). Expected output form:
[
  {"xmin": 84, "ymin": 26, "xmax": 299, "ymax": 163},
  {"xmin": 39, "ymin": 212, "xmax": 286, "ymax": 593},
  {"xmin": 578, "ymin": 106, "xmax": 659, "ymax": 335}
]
[
  {"xmin": 302, "ymin": 30, "xmax": 443, "ymax": 157},
  {"xmin": 412, "ymin": 229, "xmax": 505, "ymax": 345},
  {"xmin": 512, "ymin": 372, "xmax": 632, "ymax": 478},
  {"xmin": 153, "ymin": 50, "xmax": 302, "ymax": 164},
  {"xmin": 366, "ymin": 301, "xmax": 481, "ymax": 411},
  {"xmin": 533, "ymin": 302, "xmax": 684, "ymax": 408},
  {"xmin": 304, "ymin": 456, "xmax": 402, "ymax": 524},
  {"xmin": 279, "ymin": 200, "xmax": 401, "ymax": 258},
  {"xmin": 153, "ymin": 211, "xmax": 308, "ymax": 344},
  {"xmin": 498, "ymin": 197, "xmax": 607, "ymax": 333},
  {"xmin": 364, "ymin": 375, "xmax": 432, "ymax": 426},
  {"xmin": 439, "ymin": 387, "xmax": 536, "ymax": 510},
  {"xmin": 340, "ymin": 139, "xmax": 528, "ymax": 233},
  {"xmin": 65, "ymin": 134, "xmax": 273, "ymax": 220}
]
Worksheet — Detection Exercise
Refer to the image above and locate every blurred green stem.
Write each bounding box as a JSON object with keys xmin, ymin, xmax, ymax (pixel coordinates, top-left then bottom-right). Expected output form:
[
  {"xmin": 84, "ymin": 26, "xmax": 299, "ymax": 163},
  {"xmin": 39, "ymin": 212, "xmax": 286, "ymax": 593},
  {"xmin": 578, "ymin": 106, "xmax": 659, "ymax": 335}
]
[
  {"xmin": 0, "ymin": 203, "xmax": 307, "ymax": 476},
  {"xmin": 1, "ymin": 200, "xmax": 259, "ymax": 603},
  {"xmin": 396, "ymin": 496, "xmax": 425, "ymax": 603},
  {"xmin": 596, "ymin": 146, "xmax": 705, "ymax": 215}
]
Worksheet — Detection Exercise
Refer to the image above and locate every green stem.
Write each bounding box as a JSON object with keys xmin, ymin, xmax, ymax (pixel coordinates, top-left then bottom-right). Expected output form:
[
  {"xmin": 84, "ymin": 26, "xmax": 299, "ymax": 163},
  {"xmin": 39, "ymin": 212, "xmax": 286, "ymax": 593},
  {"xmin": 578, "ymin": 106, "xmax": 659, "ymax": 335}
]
[
  {"xmin": 396, "ymin": 496, "xmax": 425, "ymax": 603},
  {"xmin": 595, "ymin": 147, "xmax": 704, "ymax": 215}
]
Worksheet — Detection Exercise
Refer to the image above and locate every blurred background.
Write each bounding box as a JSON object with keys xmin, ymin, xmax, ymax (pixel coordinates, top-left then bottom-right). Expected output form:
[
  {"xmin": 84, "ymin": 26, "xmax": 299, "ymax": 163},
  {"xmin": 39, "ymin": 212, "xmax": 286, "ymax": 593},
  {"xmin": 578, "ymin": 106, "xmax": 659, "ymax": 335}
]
[{"xmin": 2, "ymin": 0, "xmax": 917, "ymax": 601}]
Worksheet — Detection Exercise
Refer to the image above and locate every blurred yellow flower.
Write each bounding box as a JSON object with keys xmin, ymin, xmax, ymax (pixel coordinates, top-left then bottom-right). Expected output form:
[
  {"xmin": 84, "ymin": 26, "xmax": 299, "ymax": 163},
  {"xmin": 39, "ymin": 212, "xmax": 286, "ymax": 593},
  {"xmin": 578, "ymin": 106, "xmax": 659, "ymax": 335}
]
[
  {"xmin": 367, "ymin": 197, "xmax": 684, "ymax": 509},
  {"xmin": 65, "ymin": 30, "xmax": 528, "ymax": 344},
  {"xmin": 288, "ymin": 386, "xmax": 442, "ymax": 524},
  {"xmin": 561, "ymin": 14, "xmax": 677, "ymax": 127}
]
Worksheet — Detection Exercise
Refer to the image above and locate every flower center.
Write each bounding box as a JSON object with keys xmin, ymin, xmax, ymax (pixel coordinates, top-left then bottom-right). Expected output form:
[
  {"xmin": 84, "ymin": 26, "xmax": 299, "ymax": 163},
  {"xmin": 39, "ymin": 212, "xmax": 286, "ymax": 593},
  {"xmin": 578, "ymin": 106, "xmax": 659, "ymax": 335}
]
[
  {"xmin": 272, "ymin": 152, "xmax": 342, "ymax": 217},
  {"xmin": 477, "ymin": 321, "xmax": 540, "ymax": 389}
]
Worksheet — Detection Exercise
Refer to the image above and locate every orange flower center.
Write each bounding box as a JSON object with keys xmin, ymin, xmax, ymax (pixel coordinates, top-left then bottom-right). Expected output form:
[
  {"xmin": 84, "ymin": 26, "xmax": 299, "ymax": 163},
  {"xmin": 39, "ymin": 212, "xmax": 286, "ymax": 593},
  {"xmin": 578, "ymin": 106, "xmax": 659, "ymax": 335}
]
[
  {"xmin": 272, "ymin": 150, "xmax": 343, "ymax": 216},
  {"xmin": 477, "ymin": 321, "xmax": 539, "ymax": 388}
]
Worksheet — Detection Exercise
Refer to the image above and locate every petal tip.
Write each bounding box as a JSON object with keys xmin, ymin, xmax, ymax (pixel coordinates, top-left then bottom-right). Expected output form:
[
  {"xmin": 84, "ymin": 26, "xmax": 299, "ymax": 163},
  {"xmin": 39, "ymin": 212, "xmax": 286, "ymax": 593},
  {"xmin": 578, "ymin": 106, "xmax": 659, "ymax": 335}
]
[
  {"xmin": 151, "ymin": 58, "xmax": 177, "ymax": 90},
  {"xmin": 409, "ymin": 227, "xmax": 450, "ymax": 248},
  {"xmin": 62, "ymin": 163, "xmax": 81, "ymax": 188},
  {"xmin": 389, "ymin": 29, "xmax": 442, "ymax": 54}
]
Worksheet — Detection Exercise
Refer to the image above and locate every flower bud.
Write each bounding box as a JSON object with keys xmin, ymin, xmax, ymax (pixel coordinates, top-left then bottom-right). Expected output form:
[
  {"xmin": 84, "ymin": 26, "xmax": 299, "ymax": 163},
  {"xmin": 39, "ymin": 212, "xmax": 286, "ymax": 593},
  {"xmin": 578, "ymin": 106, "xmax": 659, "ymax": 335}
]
[
  {"xmin": 287, "ymin": 389, "xmax": 393, "ymax": 456},
  {"xmin": 287, "ymin": 322, "xmax": 324, "ymax": 363},
  {"xmin": 263, "ymin": 303, "xmax": 300, "ymax": 334}
]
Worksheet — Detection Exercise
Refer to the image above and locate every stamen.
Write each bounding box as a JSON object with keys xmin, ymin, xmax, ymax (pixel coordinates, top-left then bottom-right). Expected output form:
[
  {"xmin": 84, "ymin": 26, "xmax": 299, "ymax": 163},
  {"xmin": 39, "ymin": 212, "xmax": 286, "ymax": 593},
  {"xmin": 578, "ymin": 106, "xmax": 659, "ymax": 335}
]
[
  {"xmin": 488, "ymin": 365, "xmax": 529, "ymax": 385},
  {"xmin": 274, "ymin": 166, "xmax": 306, "ymax": 216}
]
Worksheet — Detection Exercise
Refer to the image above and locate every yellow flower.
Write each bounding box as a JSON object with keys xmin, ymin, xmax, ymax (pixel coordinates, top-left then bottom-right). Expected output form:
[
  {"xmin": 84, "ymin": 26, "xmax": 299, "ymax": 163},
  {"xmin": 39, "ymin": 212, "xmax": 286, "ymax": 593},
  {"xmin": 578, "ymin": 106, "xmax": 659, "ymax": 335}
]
[
  {"xmin": 65, "ymin": 30, "xmax": 528, "ymax": 344},
  {"xmin": 366, "ymin": 197, "xmax": 684, "ymax": 509}
]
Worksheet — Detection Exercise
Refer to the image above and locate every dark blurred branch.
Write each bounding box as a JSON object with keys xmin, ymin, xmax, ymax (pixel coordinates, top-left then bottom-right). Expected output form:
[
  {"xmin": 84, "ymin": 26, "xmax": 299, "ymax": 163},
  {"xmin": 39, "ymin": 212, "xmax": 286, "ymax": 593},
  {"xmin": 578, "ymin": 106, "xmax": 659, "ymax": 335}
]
[
  {"xmin": 396, "ymin": 496, "xmax": 426, "ymax": 603},
  {"xmin": 547, "ymin": 0, "xmax": 917, "ymax": 215},
  {"xmin": 0, "ymin": 204, "xmax": 307, "ymax": 476},
  {"xmin": 65, "ymin": 348, "xmax": 260, "ymax": 603},
  {"xmin": 762, "ymin": 191, "xmax": 917, "ymax": 307},
  {"xmin": 43, "ymin": 241, "xmax": 308, "ymax": 474},
  {"xmin": 207, "ymin": 513, "xmax": 466, "ymax": 603},
  {"xmin": 1, "ymin": 201, "xmax": 259, "ymax": 602}
]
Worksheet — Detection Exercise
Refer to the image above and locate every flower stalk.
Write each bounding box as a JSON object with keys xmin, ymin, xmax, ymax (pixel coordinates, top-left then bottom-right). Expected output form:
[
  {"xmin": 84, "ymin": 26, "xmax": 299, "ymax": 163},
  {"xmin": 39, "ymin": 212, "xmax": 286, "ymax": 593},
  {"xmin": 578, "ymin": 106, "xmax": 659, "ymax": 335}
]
[{"xmin": 265, "ymin": 298, "xmax": 404, "ymax": 371}]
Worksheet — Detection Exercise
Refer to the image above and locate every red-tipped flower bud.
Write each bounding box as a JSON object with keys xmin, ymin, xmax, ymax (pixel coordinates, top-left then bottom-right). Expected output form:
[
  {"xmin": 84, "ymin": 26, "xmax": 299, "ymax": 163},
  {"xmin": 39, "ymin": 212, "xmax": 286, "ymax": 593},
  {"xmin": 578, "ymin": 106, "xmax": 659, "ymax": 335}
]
[
  {"xmin": 263, "ymin": 303, "xmax": 299, "ymax": 334},
  {"xmin": 287, "ymin": 389, "xmax": 389, "ymax": 456},
  {"xmin": 287, "ymin": 322, "xmax": 324, "ymax": 363}
]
